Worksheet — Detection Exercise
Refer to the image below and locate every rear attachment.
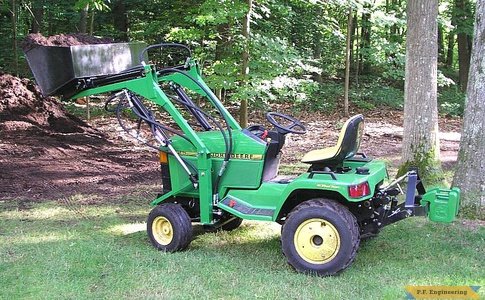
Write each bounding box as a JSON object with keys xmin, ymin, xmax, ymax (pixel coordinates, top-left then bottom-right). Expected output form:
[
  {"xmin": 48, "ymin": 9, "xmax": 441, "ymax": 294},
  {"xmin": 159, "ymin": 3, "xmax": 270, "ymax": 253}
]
[{"xmin": 381, "ymin": 169, "xmax": 460, "ymax": 224}]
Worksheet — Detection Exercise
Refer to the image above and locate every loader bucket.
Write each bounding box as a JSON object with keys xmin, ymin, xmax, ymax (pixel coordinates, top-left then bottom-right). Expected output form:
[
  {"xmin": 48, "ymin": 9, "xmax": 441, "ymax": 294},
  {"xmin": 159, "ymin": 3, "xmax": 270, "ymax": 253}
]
[
  {"xmin": 23, "ymin": 42, "xmax": 146, "ymax": 98},
  {"xmin": 421, "ymin": 187, "xmax": 460, "ymax": 222}
]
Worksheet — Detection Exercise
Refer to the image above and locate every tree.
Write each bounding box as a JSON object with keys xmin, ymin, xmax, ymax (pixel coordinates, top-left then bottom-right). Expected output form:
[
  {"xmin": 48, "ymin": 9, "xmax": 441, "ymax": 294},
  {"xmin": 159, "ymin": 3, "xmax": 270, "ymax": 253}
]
[
  {"xmin": 74, "ymin": 0, "xmax": 110, "ymax": 35},
  {"xmin": 446, "ymin": 19, "xmax": 455, "ymax": 68},
  {"xmin": 111, "ymin": 0, "xmax": 128, "ymax": 41},
  {"xmin": 30, "ymin": 0, "xmax": 44, "ymax": 34},
  {"xmin": 344, "ymin": 6, "xmax": 353, "ymax": 117},
  {"xmin": 453, "ymin": 0, "xmax": 474, "ymax": 91},
  {"xmin": 400, "ymin": 0, "xmax": 440, "ymax": 177},
  {"xmin": 452, "ymin": 0, "xmax": 484, "ymax": 217},
  {"xmin": 78, "ymin": 4, "xmax": 88, "ymax": 33},
  {"xmin": 359, "ymin": 3, "xmax": 372, "ymax": 74},
  {"xmin": 239, "ymin": 0, "xmax": 251, "ymax": 128},
  {"xmin": 10, "ymin": 0, "xmax": 18, "ymax": 76}
]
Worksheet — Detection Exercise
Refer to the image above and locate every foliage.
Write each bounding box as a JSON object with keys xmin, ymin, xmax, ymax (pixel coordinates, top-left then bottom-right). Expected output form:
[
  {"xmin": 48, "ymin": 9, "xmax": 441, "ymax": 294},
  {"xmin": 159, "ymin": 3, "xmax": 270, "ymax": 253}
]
[
  {"xmin": 438, "ymin": 87, "xmax": 466, "ymax": 116},
  {"xmin": 292, "ymin": 81, "xmax": 341, "ymax": 112},
  {"xmin": 450, "ymin": 0, "xmax": 476, "ymax": 37},
  {"xmin": 74, "ymin": 0, "xmax": 111, "ymax": 11},
  {"xmin": 0, "ymin": 0, "xmax": 473, "ymax": 120},
  {"xmin": 351, "ymin": 82, "xmax": 404, "ymax": 110}
]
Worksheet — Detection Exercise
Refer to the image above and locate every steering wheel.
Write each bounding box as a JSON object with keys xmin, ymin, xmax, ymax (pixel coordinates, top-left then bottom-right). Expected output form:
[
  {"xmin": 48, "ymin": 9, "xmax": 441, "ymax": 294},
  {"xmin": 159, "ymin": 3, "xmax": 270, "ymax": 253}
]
[{"xmin": 266, "ymin": 112, "xmax": 307, "ymax": 135}]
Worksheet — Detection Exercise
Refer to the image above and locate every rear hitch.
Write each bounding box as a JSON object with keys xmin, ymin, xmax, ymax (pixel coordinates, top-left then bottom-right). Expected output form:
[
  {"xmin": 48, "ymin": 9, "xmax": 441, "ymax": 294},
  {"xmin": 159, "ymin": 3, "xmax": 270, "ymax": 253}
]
[{"xmin": 378, "ymin": 169, "xmax": 460, "ymax": 226}]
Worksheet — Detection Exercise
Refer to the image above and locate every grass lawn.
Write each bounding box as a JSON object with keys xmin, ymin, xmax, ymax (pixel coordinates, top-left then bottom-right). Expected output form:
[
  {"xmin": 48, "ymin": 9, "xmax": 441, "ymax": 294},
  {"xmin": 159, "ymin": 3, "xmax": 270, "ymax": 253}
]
[{"xmin": 1, "ymin": 191, "xmax": 484, "ymax": 300}]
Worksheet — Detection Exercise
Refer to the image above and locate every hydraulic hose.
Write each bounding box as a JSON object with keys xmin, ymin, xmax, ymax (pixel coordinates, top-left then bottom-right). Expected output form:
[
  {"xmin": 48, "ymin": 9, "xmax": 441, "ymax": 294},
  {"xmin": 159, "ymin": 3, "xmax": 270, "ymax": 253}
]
[
  {"xmin": 106, "ymin": 91, "xmax": 194, "ymax": 147},
  {"xmin": 157, "ymin": 68, "xmax": 234, "ymax": 199},
  {"xmin": 137, "ymin": 41, "xmax": 233, "ymax": 198},
  {"xmin": 104, "ymin": 90, "xmax": 198, "ymax": 175}
]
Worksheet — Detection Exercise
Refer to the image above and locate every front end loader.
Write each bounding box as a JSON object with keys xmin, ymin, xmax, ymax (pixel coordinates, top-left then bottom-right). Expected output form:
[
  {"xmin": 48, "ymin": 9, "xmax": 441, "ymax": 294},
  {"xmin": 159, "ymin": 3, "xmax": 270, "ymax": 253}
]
[{"xmin": 24, "ymin": 42, "xmax": 460, "ymax": 276}]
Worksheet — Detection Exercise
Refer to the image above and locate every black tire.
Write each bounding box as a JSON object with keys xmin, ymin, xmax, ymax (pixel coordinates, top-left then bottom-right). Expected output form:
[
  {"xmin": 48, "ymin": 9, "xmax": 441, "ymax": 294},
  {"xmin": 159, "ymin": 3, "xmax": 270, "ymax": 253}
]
[
  {"xmin": 147, "ymin": 203, "xmax": 193, "ymax": 252},
  {"xmin": 281, "ymin": 198, "xmax": 360, "ymax": 276},
  {"xmin": 220, "ymin": 217, "xmax": 243, "ymax": 231}
]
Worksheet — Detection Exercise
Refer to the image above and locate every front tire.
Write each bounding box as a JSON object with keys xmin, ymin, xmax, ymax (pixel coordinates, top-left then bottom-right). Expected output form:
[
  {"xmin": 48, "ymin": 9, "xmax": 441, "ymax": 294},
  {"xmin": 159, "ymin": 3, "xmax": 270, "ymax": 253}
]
[
  {"xmin": 281, "ymin": 198, "xmax": 360, "ymax": 276},
  {"xmin": 147, "ymin": 203, "xmax": 193, "ymax": 252}
]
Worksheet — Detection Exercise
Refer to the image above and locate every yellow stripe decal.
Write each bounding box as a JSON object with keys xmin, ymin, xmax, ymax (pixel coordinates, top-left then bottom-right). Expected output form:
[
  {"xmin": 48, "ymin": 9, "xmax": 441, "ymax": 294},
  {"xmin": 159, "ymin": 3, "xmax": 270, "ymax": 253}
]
[{"xmin": 178, "ymin": 151, "xmax": 263, "ymax": 161}]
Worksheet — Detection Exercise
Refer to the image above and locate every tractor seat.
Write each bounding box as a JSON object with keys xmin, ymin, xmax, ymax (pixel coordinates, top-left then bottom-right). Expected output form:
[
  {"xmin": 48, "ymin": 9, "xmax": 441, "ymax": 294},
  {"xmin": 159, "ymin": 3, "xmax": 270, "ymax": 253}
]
[{"xmin": 301, "ymin": 114, "xmax": 364, "ymax": 166}]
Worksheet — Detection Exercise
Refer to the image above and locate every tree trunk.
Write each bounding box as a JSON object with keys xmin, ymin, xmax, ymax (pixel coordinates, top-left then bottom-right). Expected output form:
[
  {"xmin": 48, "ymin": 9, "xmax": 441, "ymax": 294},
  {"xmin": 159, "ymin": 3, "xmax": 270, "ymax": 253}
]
[
  {"xmin": 438, "ymin": 24, "xmax": 445, "ymax": 63},
  {"xmin": 113, "ymin": 0, "xmax": 128, "ymax": 41},
  {"xmin": 453, "ymin": 0, "xmax": 485, "ymax": 217},
  {"xmin": 354, "ymin": 14, "xmax": 360, "ymax": 87},
  {"xmin": 457, "ymin": 31, "xmax": 471, "ymax": 91},
  {"xmin": 455, "ymin": 0, "xmax": 473, "ymax": 91},
  {"xmin": 31, "ymin": 0, "xmax": 44, "ymax": 34},
  {"xmin": 400, "ymin": 0, "xmax": 441, "ymax": 177},
  {"xmin": 312, "ymin": 6, "xmax": 323, "ymax": 84},
  {"xmin": 446, "ymin": 29, "xmax": 454, "ymax": 68},
  {"xmin": 89, "ymin": 9, "xmax": 95, "ymax": 36},
  {"xmin": 359, "ymin": 8, "xmax": 372, "ymax": 74},
  {"xmin": 239, "ymin": 0, "xmax": 252, "ymax": 128},
  {"xmin": 79, "ymin": 5, "xmax": 88, "ymax": 34},
  {"xmin": 344, "ymin": 7, "xmax": 353, "ymax": 117},
  {"xmin": 11, "ymin": 0, "xmax": 18, "ymax": 76},
  {"xmin": 350, "ymin": 13, "xmax": 357, "ymax": 65}
]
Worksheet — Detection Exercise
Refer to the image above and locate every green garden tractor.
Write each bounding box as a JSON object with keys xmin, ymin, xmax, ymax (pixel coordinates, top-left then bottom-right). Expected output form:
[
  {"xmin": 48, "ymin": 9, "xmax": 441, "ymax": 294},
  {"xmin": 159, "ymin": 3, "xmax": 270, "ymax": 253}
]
[{"xmin": 24, "ymin": 42, "xmax": 460, "ymax": 276}]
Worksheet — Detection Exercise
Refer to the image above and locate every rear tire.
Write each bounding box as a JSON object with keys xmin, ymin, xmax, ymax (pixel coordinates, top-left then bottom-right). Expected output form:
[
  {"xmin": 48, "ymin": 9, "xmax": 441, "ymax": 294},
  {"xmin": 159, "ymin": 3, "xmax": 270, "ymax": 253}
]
[
  {"xmin": 147, "ymin": 203, "xmax": 193, "ymax": 252},
  {"xmin": 281, "ymin": 198, "xmax": 360, "ymax": 276}
]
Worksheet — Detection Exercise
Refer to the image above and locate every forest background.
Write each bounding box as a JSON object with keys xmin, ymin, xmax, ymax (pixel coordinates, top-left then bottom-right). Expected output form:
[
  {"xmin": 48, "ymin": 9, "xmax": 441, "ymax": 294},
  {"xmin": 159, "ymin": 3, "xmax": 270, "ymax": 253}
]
[{"xmin": 1, "ymin": 0, "xmax": 474, "ymax": 115}]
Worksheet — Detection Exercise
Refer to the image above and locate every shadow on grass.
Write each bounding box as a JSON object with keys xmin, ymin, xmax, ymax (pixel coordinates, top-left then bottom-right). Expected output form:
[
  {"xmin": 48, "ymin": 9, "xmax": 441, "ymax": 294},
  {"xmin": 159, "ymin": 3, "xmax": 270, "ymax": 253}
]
[{"xmin": 1, "ymin": 201, "xmax": 484, "ymax": 299}]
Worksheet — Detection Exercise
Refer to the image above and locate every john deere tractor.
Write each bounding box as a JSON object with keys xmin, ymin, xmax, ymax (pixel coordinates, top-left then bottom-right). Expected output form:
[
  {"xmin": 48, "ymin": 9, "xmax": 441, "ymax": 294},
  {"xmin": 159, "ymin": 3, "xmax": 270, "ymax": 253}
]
[{"xmin": 24, "ymin": 42, "xmax": 460, "ymax": 276}]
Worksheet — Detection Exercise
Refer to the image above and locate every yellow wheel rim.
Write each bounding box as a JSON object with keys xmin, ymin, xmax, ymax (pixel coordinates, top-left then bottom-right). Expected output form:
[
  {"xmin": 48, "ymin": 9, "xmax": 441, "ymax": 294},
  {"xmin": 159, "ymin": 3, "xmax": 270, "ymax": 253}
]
[
  {"xmin": 152, "ymin": 216, "xmax": 174, "ymax": 246},
  {"xmin": 294, "ymin": 218, "xmax": 340, "ymax": 264}
]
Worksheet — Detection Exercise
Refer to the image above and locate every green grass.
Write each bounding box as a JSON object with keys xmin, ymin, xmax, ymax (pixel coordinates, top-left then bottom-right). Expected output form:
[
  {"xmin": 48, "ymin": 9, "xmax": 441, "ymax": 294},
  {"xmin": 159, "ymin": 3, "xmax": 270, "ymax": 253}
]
[{"xmin": 1, "ymin": 195, "xmax": 484, "ymax": 300}]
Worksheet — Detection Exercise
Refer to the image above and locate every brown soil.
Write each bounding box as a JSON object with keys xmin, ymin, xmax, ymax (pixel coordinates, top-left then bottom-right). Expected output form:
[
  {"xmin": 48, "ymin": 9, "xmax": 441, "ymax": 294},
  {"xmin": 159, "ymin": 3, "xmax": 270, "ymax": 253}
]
[
  {"xmin": 20, "ymin": 33, "xmax": 114, "ymax": 51},
  {"xmin": 0, "ymin": 71, "xmax": 462, "ymax": 205},
  {"xmin": 0, "ymin": 72, "xmax": 159, "ymax": 204}
]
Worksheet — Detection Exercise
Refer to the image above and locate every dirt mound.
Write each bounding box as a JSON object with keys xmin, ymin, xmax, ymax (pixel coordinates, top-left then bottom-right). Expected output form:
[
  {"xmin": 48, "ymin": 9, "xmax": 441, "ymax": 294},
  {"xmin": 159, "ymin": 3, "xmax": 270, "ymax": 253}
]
[
  {"xmin": 0, "ymin": 70, "xmax": 92, "ymax": 133},
  {"xmin": 0, "ymin": 70, "xmax": 159, "ymax": 202},
  {"xmin": 20, "ymin": 33, "xmax": 114, "ymax": 51},
  {"xmin": 11, "ymin": 33, "xmax": 115, "ymax": 134},
  {"xmin": 1, "ymin": 33, "xmax": 161, "ymax": 203}
]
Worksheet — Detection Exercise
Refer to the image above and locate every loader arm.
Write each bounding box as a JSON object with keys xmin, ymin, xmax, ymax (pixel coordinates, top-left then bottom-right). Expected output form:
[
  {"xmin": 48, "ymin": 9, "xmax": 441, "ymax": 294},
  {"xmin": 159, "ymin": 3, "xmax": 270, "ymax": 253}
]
[{"xmin": 71, "ymin": 63, "xmax": 229, "ymax": 223}]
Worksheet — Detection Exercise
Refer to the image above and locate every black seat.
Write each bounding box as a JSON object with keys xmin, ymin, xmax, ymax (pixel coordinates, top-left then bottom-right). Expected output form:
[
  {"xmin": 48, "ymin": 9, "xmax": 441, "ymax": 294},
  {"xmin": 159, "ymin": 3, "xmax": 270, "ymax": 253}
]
[{"xmin": 301, "ymin": 114, "xmax": 364, "ymax": 167}]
